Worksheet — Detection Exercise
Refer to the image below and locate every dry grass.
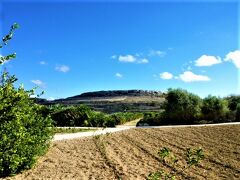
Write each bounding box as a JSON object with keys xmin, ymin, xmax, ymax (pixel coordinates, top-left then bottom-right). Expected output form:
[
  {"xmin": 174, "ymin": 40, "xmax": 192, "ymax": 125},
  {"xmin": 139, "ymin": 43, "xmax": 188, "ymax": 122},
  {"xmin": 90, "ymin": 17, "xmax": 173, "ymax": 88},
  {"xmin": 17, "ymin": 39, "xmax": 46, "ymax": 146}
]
[{"xmin": 7, "ymin": 125, "xmax": 240, "ymax": 180}]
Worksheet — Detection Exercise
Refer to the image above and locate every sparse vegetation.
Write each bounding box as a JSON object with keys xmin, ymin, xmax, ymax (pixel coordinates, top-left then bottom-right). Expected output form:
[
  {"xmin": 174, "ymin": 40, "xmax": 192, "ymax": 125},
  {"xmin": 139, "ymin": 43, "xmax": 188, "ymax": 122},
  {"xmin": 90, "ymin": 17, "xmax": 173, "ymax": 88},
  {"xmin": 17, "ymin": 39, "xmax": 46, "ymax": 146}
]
[
  {"xmin": 53, "ymin": 127, "xmax": 97, "ymax": 134},
  {"xmin": 147, "ymin": 147, "xmax": 204, "ymax": 180}
]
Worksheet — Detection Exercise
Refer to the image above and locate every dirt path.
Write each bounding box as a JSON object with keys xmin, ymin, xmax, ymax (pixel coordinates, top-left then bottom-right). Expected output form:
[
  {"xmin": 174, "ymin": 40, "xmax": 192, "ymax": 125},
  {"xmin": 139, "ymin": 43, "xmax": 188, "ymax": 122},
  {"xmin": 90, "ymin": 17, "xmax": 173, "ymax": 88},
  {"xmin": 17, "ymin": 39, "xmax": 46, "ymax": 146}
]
[
  {"xmin": 10, "ymin": 124, "xmax": 240, "ymax": 180},
  {"xmin": 120, "ymin": 118, "xmax": 142, "ymax": 126},
  {"xmin": 53, "ymin": 127, "xmax": 133, "ymax": 141},
  {"xmin": 54, "ymin": 122, "xmax": 240, "ymax": 141}
]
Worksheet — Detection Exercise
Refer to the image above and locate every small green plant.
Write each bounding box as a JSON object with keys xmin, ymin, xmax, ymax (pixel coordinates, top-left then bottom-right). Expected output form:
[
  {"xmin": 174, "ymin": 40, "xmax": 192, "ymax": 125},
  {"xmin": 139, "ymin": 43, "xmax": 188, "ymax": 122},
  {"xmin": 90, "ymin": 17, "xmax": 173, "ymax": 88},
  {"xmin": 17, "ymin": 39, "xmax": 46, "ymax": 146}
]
[
  {"xmin": 186, "ymin": 148, "xmax": 204, "ymax": 167},
  {"xmin": 158, "ymin": 147, "xmax": 170, "ymax": 161},
  {"xmin": 147, "ymin": 147, "xmax": 204, "ymax": 180}
]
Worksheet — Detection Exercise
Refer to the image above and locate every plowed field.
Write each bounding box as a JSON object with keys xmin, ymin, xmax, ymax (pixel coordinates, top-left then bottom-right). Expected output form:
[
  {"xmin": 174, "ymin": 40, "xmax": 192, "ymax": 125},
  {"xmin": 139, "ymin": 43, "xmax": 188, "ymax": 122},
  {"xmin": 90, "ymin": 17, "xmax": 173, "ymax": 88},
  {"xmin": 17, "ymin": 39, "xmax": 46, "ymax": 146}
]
[{"xmin": 9, "ymin": 125, "xmax": 240, "ymax": 180}]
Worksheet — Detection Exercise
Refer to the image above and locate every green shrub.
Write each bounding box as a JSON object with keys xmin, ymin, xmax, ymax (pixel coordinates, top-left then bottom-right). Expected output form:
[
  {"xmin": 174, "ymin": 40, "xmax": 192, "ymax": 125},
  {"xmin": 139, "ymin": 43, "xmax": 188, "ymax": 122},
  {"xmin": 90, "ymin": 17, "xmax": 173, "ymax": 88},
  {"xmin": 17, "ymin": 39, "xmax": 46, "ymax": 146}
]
[
  {"xmin": 110, "ymin": 112, "xmax": 143, "ymax": 125},
  {"xmin": 137, "ymin": 112, "xmax": 163, "ymax": 126},
  {"xmin": 0, "ymin": 23, "xmax": 53, "ymax": 177},
  {"xmin": 0, "ymin": 73, "xmax": 53, "ymax": 177},
  {"xmin": 87, "ymin": 111, "xmax": 109, "ymax": 127},
  {"xmin": 51, "ymin": 104, "xmax": 92, "ymax": 126}
]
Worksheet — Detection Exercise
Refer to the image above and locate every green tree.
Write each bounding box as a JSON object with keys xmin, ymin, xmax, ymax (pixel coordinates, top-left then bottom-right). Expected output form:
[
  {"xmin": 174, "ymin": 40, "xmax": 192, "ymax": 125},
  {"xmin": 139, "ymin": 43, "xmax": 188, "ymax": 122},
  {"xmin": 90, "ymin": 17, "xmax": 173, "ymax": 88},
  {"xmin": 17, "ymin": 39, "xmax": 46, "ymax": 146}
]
[
  {"xmin": 225, "ymin": 95, "xmax": 240, "ymax": 111},
  {"xmin": 0, "ymin": 24, "xmax": 53, "ymax": 177},
  {"xmin": 163, "ymin": 89, "xmax": 202, "ymax": 124},
  {"xmin": 201, "ymin": 95, "xmax": 229, "ymax": 122},
  {"xmin": 236, "ymin": 103, "xmax": 240, "ymax": 121}
]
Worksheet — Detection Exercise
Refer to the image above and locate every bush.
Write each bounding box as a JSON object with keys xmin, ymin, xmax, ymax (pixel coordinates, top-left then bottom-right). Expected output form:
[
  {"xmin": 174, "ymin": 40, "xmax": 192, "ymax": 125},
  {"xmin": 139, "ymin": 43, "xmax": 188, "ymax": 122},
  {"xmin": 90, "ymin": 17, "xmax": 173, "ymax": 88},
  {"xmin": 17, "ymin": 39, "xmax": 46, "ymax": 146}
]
[
  {"xmin": 0, "ymin": 73, "xmax": 53, "ymax": 177},
  {"xmin": 51, "ymin": 104, "xmax": 92, "ymax": 126},
  {"xmin": 225, "ymin": 95, "xmax": 240, "ymax": 111},
  {"xmin": 137, "ymin": 112, "xmax": 163, "ymax": 126},
  {"xmin": 50, "ymin": 104, "xmax": 143, "ymax": 127},
  {"xmin": 110, "ymin": 112, "xmax": 143, "ymax": 125},
  {"xmin": 163, "ymin": 89, "xmax": 202, "ymax": 124},
  {"xmin": 201, "ymin": 95, "xmax": 229, "ymax": 123}
]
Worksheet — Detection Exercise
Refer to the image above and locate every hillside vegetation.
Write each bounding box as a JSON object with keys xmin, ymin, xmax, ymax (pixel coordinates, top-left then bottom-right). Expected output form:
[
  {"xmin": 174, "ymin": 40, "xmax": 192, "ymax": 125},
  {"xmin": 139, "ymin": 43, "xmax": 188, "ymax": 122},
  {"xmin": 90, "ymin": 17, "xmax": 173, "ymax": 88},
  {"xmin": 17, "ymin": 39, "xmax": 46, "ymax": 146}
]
[{"xmin": 36, "ymin": 90, "xmax": 165, "ymax": 113}]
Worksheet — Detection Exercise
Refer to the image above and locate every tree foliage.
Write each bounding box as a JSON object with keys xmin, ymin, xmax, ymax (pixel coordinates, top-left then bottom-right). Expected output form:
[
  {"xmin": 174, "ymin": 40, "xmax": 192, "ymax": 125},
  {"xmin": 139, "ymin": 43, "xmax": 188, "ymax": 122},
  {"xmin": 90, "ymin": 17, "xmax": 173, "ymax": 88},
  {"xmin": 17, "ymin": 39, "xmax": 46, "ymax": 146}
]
[
  {"xmin": 163, "ymin": 88, "xmax": 202, "ymax": 124},
  {"xmin": 0, "ymin": 23, "xmax": 53, "ymax": 177},
  {"xmin": 225, "ymin": 95, "xmax": 240, "ymax": 111},
  {"xmin": 201, "ymin": 95, "xmax": 229, "ymax": 122},
  {"xmin": 236, "ymin": 103, "xmax": 240, "ymax": 121}
]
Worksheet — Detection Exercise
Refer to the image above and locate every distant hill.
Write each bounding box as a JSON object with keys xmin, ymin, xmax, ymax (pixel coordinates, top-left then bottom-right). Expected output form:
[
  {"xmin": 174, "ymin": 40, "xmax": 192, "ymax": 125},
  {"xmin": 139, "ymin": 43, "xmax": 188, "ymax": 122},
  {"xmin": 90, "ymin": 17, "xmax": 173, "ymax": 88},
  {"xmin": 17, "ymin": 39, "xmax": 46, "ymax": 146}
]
[
  {"xmin": 36, "ymin": 90, "xmax": 165, "ymax": 113},
  {"xmin": 68, "ymin": 90, "xmax": 162, "ymax": 98}
]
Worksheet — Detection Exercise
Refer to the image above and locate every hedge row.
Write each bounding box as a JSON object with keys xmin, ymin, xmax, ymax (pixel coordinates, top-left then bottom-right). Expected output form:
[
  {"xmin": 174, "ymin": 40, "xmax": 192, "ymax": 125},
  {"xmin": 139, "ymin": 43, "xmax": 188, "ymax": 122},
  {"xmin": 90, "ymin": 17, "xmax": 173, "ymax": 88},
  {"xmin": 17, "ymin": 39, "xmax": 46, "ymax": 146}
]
[
  {"xmin": 137, "ymin": 89, "xmax": 240, "ymax": 126},
  {"xmin": 42, "ymin": 104, "xmax": 143, "ymax": 127}
]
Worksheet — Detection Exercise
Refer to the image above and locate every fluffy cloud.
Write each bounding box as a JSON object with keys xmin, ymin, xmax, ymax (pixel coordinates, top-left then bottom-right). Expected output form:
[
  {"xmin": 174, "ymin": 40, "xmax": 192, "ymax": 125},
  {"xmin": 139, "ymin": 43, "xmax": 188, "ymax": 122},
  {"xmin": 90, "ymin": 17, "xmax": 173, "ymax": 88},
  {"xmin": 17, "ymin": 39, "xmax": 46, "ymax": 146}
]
[
  {"xmin": 195, "ymin": 55, "xmax": 222, "ymax": 66},
  {"xmin": 225, "ymin": 50, "xmax": 240, "ymax": 68},
  {"xmin": 179, "ymin": 71, "xmax": 210, "ymax": 82},
  {"xmin": 31, "ymin": 80, "xmax": 45, "ymax": 86},
  {"xmin": 55, "ymin": 65, "xmax": 70, "ymax": 73},
  {"xmin": 160, "ymin": 72, "xmax": 173, "ymax": 80},
  {"xmin": 115, "ymin": 73, "xmax": 123, "ymax": 78},
  {"xmin": 118, "ymin": 55, "xmax": 136, "ymax": 63},
  {"xmin": 149, "ymin": 50, "xmax": 166, "ymax": 57}
]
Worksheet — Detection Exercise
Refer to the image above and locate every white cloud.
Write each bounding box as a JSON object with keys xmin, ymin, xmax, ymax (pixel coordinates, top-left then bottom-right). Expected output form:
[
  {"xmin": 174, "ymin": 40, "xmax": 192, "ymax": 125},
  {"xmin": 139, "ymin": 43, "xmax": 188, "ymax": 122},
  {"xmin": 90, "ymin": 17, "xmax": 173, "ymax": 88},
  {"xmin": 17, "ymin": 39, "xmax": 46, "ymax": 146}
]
[
  {"xmin": 225, "ymin": 50, "xmax": 240, "ymax": 68},
  {"xmin": 40, "ymin": 61, "xmax": 47, "ymax": 65},
  {"xmin": 160, "ymin": 72, "xmax": 173, "ymax": 80},
  {"xmin": 31, "ymin": 80, "xmax": 45, "ymax": 86},
  {"xmin": 55, "ymin": 65, "xmax": 70, "ymax": 73},
  {"xmin": 118, "ymin": 55, "xmax": 136, "ymax": 63},
  {"xmin": 149, "ymin": 50, "xmax": 166, "ymax": 57},
  {"xmin": 138, "ymin": 58, "xmax": 149, "ymax": 64},
  {"xmin": 179, "ymin": 71, "xmax": 210, "ymax": 82},
  {"xmin": 195, "ymin": 55, "xmax": 222, "ymax": 67},
  {"xmin": 115, "ymin": 73, "xmax": 123, "ymax": 78}
]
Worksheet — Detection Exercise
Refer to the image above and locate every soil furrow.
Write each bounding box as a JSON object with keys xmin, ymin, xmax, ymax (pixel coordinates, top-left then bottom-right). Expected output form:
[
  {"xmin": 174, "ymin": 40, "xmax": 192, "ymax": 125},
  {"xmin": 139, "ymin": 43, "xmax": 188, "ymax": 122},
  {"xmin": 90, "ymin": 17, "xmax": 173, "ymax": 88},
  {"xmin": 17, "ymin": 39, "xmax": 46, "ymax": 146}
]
[
  {"xmin": 8, "ymin": 125, "xmax": 240, "ymax": 180},
  {"xmin": 121, "ymin": 133, "xmax": 193, "ymax": 179},
  {"xmin": 92, "ymin": 135, "xmax": 122, "ymax": 179}
]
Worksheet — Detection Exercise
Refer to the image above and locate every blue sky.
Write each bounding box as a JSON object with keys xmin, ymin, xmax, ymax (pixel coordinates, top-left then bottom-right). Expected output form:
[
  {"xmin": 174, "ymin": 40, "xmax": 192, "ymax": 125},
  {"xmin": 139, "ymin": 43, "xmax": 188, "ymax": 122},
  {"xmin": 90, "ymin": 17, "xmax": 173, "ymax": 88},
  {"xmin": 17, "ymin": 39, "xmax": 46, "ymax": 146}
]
[{"xmin": 0, "ymin": 0, "xmax": 239, "ymax": 99}]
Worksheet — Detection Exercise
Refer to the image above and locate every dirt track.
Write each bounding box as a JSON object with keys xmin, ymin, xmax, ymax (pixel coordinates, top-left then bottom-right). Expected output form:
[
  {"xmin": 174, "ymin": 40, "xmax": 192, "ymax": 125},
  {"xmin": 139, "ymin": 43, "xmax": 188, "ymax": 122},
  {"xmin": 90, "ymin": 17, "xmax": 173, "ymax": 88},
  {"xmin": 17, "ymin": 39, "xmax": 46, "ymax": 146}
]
[{"xmin": 9, "ymin": 125, "xmax": 240, "ymax": 180}]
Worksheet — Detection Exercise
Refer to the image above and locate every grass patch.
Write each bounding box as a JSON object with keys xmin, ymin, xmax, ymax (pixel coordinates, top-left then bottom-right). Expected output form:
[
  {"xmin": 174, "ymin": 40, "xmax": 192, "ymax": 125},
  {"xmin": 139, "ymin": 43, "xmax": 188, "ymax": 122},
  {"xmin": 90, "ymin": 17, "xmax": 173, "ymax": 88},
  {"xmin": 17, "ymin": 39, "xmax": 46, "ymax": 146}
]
[{"xmin": 53, "ymin": 127, "xmax": 97, "ymax": 134}]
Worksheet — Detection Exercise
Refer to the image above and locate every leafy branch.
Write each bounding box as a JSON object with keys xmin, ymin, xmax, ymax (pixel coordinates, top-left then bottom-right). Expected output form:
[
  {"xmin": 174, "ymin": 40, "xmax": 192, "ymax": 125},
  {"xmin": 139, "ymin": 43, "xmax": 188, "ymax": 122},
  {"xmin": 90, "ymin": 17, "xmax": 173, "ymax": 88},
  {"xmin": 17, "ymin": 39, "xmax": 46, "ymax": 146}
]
[{"xmin": 0, "ymin": 23, "xmax": 19, "ymax": 64}]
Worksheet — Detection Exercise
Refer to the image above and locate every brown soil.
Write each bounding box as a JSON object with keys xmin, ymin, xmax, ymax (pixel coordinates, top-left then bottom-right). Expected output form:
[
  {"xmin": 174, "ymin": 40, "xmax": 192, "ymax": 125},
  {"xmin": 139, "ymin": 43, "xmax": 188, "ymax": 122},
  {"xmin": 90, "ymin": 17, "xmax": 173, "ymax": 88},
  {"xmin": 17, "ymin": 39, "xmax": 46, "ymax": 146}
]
[{"xmin": 7, "ymin": 125, "xmax": 240, "ymax": 180}]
